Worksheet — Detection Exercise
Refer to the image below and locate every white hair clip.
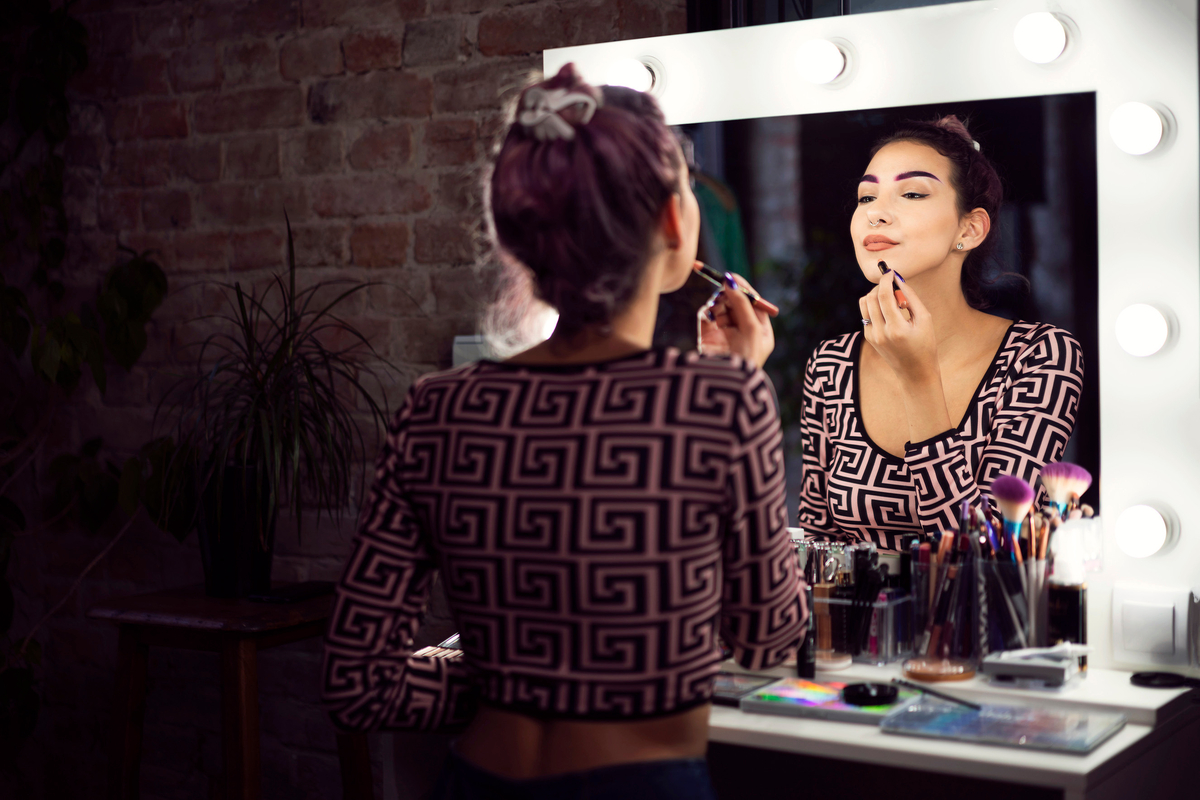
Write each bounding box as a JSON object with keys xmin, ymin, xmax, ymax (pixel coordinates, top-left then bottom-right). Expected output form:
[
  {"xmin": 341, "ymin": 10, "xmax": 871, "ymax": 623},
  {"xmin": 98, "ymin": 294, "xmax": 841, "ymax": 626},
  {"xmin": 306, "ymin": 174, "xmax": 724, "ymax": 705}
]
[{"xmin": 518, "ymin": 87, "xmax": 598, "ymax": 142}]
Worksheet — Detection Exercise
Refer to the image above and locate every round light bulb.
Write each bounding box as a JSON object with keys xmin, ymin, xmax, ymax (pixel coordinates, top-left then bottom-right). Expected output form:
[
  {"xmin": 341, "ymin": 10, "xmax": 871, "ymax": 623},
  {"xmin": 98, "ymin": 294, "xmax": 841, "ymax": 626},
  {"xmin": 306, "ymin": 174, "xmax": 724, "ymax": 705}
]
[
  {"xmin": 1110, "ymin": 102, "xmax": 1165, "ymax": 155},
  {"xmin": 1013, "ymin": 12, "xmax": 1068, "ymax": 64},
  {"xmin": 1115, "ymin": 304, "xmax": 1170, "ymax": 357},
  {"xmin": 605, "ymin": 59, "xmax": 654, "ymax": 93},
  {"xmin": 1115, "ymin": 504, "xmax": 1170, "ymax": 558},
  {"xmin": 795, "ymin": 40, "xmax": 847, "ymax": 85},
  {"xmin": 540, "ymin": 310, "xmax": 559, "ymax": 342}
]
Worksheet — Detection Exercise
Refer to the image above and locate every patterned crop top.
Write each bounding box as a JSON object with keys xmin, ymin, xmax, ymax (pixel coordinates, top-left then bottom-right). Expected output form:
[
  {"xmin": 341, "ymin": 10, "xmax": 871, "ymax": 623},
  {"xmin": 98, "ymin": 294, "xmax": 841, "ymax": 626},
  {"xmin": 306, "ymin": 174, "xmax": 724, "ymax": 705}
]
[
  {"xmin": 322, "ymin": 348, "xmax": 808, "ymax": 732},
  {"xmin": 798, "ymin": 321, "xmax": 1083, "ymax": 552}
]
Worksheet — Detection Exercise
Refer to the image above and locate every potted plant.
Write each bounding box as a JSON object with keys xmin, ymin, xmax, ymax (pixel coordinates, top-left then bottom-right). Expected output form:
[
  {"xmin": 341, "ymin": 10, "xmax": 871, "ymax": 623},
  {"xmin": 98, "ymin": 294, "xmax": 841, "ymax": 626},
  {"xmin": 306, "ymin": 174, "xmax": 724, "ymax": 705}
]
[{"xmin": 154, "ymin": 216, "xmax": 394, "ymax": 597}]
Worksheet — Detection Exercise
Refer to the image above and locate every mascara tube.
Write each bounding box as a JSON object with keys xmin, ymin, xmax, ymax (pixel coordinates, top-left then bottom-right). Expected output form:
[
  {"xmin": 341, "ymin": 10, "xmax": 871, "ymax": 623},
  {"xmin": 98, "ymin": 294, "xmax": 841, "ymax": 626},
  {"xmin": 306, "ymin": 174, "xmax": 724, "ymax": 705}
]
[{"xmin": 798, "ymin": 583, "xmax": 816, "ymax": 678}]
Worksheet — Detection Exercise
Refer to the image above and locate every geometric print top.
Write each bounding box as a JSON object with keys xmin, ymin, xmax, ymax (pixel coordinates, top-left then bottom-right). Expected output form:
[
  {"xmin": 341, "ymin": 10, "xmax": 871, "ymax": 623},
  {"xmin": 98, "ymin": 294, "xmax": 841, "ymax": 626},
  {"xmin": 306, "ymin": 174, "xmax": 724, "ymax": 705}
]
[
  {"xmin": 798, "ymin": 321, "xmax": 1083, "ymax": 552},
  {"xmin": 322, "ymin": 348, "xmax": 808, "ymax": 731}
]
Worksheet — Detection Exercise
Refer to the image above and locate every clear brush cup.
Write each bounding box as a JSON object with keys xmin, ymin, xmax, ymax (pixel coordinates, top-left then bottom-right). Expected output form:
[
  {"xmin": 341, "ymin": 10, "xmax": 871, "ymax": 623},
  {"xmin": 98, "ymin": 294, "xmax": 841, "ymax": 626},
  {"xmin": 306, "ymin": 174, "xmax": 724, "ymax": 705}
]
[{"xmin": 904, "ymin": 544, "xmax": 1037, "ymax": 681}]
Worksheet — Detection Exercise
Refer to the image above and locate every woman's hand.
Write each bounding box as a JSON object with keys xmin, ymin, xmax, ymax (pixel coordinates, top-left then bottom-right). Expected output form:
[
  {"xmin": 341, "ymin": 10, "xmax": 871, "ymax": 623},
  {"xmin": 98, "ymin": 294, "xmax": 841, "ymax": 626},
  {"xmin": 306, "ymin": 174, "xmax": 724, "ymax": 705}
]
[
  {"xmin": 858, "ymin": 271, "xmax": 940, "ymax": 385},
  {"xmin": 859, "ymin": 272, "xmax": 954, "ymax": 442},
  {"xmin": 698, "ymin": 272, "xmax": 774, "ymax": 368}
]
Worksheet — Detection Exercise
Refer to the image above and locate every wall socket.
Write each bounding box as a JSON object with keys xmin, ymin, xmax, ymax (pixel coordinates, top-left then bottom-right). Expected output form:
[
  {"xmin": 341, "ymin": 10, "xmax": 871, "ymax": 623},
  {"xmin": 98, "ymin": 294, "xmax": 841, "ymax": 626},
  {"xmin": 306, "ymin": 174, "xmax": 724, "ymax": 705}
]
[{"xmin": 1112, "ymin": 583, "xmax": 1192, "ymax": 667}]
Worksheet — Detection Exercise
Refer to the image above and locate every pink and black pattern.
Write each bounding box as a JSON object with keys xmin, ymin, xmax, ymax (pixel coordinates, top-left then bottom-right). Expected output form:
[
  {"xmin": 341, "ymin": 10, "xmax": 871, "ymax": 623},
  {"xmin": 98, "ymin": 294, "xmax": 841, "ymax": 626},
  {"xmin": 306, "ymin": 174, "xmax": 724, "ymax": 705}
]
[
  {"xmin": 798, "ymin": 322, "xmax": 1083, "ymax": 551},
  {"xmin": 323, "ymin": 349, "xmax": 807, "ymax": 731}
]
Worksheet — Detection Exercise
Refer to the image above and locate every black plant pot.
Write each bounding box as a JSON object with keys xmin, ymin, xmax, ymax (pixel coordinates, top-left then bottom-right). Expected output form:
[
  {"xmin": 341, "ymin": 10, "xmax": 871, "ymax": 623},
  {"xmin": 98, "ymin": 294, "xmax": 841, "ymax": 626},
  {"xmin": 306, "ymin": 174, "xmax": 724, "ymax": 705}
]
[{"xmin": 197, "ymin": 465, "xmax": 276, "ymax": 598}]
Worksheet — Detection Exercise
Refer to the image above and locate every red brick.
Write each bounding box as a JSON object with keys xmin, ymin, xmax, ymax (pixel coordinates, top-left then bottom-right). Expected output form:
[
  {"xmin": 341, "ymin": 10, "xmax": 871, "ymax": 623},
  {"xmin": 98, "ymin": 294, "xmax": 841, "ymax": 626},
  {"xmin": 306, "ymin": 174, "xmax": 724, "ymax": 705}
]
[
  {"xmin": 106, "ymin": 102, "xmax": 141, "ymax": 141},
  {"xmin": 479, "ymin": 5, "xmax": 569, "ymax": 57},
  {"xmin": 311, "ymin": 176, "xmax": 430, "ymax": 217},
  {"xmin": 192, "ymin": 0, "xmax": 301, "ymax": 43},
  {"xmin": 105, "ymin": 142, "xmax": 170, "ymax": 187},
  {"xmin": 301, "ymin": 0, "xmax": 426, "ymax": 27},
  {"xmin": 343, "ymin": 29, "xmax": 404, "ymax": 73},
  {"xmin": 142, "ymin": 189, "xmax": 192, "ymax": 231},
  {"xmin": 423, "ymin": 118, "xmax": 476, "ymax": 166},
  {"xmin": 280, "ymin": 32, "xmax": 344, "ymax": 81},
  {"xmin": 222, "ymin": 41, "xmax": 279, "ymax": 86},
  {"xmin": 115, "ymin": 54, "xmax": 172, "ymax": 97},
  {"xmin": 283, "ymin": 129, "xmax": 343, "ymax": 175},
  {"xmin": 136, "ymin": 9, "xmax": 186, "ymax": 50},
  {"xmin": 432, "ymin": 265, "xmax": 486, "ymax": 314},
  {"xmin": 64, "ymin": 134, "xmax": 104, "ymax": 169},
  {"xmin": 436, "ymin": 171, "xmax": 481, "ymax": 215},
  {"xmin": 230, "ymin": 228, "xmax": 285, "ymax": 270},
  {"xmin": 350, "ymin": 222, "xmax": 409, "ymax": 267},
  {"xmin": 226, "ymin": 133, "xmax": 280, "ymax": 179},
  {"xmin": 616, "ymin": 0, "xmax": 666, "ymax": 40},
  {"xmin": 174, "ymin": 230, "xmax": 230, "ymax": 273},
  {"xmin": 571, "ymin": 1, "xmax": 621, "ymax": 47},
  {"xmin": 171, "ymin": 141, "xmax": 222, "ymax": 183},
  {"xmin": 414, "ymin": 217, "xmax": 476, "ymax": 264},
  {"xmin": 64, "ymin": 170, "xmax": 99, "ymax": 230},
  {"xmin": 89, "ymin": 12, "xmax": 136, "ymax": 57},
  {"xmin": 308, "ymin": 72, "xmax": 432, "ymax": 123},
  {"xmin": 403, "ymin": 18, "xmax": 465, "ymax": 66},
  {"xmin": 291, "ymin": 224, "xmax": 349, "ymax": 267},
  {"xmin": 395, "ymin": 315, "xmax": 464, "ymax": 364},
  {"xmin": 663, "ymin": 2, "xmax": 687, "ymax": 35},
  {"xmin": 348, "ymin": 124, "xmax": 412, "ymax": 170},
  {"xmin": 198, "ymin": 183, "xmax": 308, "ymax": 226},
  {"xmin": 433, "ymin": 58, "xmax": 539, "ymax": 113},
  {"xmin": 139, "ymin": 100, "xmax": 189, "ymax": 139},
  {"xmin": 195, "ymin": 87, "xmax": 304, "ymax": 133},
  {"xmin": 169, "ymin": 46, "xmax": 223, "ymax": 93},
  {"xmin": 98, "ymin": 189, "xmax": 141, "ymax": 233}
]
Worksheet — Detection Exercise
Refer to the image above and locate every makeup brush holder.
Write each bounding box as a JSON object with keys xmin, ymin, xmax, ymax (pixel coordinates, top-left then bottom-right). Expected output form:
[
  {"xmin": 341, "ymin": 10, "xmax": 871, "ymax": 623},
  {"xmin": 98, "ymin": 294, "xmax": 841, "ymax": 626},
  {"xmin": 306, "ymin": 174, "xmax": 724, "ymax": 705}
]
[{"xmin": 810, "ymin": 592, "xmax": 914, "ymax": 665}]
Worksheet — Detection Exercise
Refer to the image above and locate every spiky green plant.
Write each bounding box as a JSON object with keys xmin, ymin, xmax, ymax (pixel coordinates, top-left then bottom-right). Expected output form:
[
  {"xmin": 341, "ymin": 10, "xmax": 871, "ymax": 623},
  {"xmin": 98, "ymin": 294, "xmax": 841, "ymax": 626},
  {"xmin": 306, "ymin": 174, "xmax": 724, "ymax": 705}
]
[{"xmin": 155, "ymin": 215, "xmax": 394, "ymax": 544}]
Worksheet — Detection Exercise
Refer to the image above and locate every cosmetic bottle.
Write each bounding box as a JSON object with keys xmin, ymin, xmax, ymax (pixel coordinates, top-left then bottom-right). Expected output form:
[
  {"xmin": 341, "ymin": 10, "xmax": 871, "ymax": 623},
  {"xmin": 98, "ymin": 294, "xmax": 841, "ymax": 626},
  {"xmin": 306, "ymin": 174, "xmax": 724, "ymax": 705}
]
[
  {"xmin": 798, "ymin": 584, "xmax": 816, "ymax": 678},
  {"xmin": 1048, "ymin": 545, "xmax": 1087, "ymax": 671}
]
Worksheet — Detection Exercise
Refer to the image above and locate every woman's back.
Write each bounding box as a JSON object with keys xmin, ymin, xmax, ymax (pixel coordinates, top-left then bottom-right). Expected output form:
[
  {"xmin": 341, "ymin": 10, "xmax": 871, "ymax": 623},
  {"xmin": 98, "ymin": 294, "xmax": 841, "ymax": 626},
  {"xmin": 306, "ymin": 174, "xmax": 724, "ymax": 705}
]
[{"xmin": 359, "ymin": 348, "xmax": 801, "ymax": 721}]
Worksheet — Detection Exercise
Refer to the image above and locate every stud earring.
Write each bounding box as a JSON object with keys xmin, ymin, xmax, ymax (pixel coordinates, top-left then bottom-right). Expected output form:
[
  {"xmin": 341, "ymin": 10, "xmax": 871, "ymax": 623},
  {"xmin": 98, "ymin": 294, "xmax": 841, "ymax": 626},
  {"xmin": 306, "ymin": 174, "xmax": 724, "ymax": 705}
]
[{"xmin": 956, "ymin": 242, "xmax": 965, "ymax": 250}]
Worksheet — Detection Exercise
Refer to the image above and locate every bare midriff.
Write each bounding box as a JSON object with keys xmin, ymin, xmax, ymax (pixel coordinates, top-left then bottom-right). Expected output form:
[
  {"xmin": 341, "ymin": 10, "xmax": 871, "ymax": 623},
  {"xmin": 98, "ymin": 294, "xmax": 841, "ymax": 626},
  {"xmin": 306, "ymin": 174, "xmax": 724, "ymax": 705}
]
[{"xmin": 452, "ymin": 702, "xmax": 712, "ymax": 779}]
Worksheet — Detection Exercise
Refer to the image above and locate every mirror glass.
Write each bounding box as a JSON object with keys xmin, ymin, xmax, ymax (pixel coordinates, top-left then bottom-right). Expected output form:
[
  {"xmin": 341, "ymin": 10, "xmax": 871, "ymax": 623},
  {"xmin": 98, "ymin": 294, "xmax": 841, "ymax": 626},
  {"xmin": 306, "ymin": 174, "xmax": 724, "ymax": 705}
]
[{"xmin": 653, "ymin": 93, "xmax": 1099, "ymax": 523}]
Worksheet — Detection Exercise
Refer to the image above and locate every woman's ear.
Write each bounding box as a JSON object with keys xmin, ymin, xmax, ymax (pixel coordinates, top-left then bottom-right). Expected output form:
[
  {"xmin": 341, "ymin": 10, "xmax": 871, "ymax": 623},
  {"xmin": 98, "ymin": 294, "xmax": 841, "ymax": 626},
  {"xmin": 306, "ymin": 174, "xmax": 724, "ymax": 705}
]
[
  {"xmin": 659, "ymin": 193, "xmax": 683, "ymax": 250},
  {"xmin": 957, "ymin": 208, "xmax": 991, "ymax": 252}
]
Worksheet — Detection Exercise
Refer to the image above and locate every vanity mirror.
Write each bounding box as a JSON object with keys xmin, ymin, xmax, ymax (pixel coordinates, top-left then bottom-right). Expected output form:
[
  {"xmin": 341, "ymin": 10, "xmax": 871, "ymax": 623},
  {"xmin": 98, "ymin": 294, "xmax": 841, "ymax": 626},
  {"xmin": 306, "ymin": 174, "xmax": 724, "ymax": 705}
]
[{"xmin": 546, "ymin": 0, "xmax": 1199, "ymax": 673}]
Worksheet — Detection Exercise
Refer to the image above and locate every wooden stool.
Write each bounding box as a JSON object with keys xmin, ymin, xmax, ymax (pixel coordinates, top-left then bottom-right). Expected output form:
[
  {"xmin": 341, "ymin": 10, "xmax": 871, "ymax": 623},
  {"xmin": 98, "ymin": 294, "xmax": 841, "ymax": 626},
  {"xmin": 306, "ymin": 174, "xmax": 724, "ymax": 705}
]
[{"xmin": 89, "ymin": 584, "xmax": 373, "ymax": 800}]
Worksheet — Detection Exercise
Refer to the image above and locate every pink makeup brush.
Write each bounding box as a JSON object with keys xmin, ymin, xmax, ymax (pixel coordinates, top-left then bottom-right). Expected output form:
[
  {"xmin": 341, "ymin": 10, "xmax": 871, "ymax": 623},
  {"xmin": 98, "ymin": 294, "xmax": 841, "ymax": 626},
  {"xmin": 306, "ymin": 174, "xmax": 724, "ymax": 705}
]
[
  {"xmin": 991, "ymin": 475, "xmax": 1035, "ymax": 562},
  {"xmin": 1040, "ymin": 462, "xmax": 1092, "ymax": 519}
]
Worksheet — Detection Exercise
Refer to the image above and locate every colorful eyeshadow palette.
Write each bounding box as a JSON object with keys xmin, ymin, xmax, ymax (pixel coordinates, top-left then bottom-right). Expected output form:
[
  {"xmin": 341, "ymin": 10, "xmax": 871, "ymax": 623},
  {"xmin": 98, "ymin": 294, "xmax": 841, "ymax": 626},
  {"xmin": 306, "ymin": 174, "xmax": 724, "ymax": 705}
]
[
  {"xmin": 740, "ymin": 678, "xmax": 922, "ymax": 724},
  {"xmin": 712, "ymin": 672, "xmax": 783, "ymax": 706}
]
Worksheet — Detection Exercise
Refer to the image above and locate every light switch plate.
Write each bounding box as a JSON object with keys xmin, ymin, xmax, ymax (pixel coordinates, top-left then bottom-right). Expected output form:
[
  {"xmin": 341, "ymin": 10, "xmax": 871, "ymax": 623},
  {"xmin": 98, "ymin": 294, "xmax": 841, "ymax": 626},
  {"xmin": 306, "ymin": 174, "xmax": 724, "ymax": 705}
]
[{"xmin": 1112, "ymin": 583, "xmax": 1191, "ymax": 666}]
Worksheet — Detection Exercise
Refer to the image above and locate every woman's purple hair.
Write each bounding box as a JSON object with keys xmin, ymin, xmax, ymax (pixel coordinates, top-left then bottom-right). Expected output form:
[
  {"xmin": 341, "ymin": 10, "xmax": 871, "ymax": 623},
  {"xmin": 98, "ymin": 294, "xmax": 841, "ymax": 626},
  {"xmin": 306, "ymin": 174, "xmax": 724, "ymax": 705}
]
[
  {"xmin": 871, "ymin": 115, "xmax": 1004, "ymax": 309},
  {"xmin": 488, "ymin": 63, "xmax": 682, "ymax": 337}
]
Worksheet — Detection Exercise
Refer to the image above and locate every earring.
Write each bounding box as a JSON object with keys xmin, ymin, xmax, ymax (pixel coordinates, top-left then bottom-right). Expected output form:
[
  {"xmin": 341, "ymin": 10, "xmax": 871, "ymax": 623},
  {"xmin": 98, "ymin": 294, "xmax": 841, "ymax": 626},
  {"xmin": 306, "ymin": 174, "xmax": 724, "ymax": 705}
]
[{"xmin": 956, "ymin": 242, "xmax": 965, "ymax": 250}]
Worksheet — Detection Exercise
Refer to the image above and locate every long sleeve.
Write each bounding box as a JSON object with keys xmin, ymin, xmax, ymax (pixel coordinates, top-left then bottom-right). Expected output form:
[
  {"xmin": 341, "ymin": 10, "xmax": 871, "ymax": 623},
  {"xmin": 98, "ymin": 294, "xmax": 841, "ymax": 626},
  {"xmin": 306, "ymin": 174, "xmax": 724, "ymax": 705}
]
[
  {"xmin": 720, "ymin": 366, "xmax": 809, "ymax": 670},
  {"xmin": 903, "ymin": 326, "xmax": 1084, "ymax": 535},
  {"xmin": 797, "ymin": 349, "xmax": 843, "ymax": 539},
  {"xmin": 321, "ymin": 395, "xmax": 476, "ymax": 732}
]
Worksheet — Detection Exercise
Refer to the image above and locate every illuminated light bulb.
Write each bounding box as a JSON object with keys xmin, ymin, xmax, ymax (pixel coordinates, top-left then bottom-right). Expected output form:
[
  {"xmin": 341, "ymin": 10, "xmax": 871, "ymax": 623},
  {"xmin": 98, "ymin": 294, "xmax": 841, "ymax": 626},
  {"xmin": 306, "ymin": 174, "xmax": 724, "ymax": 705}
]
[
  {"xmin": 1115, "ymin": 504, "xmax": 1170, "ymax": 558},
  {"xmin": 1115, "ymin": 304, "xmax": 1170, "ymax": 357},
  {"xmin": 606, "ymin": 59, "xmax": 654, "ymax": 93},
  {"xmin": 540, "ymin": 311, "xmax": 559, "ymax": 342},
  {"xmin": 1013, "ymin": 12, "xmax": 1068, "ymax": 64},
  {"xmin": 795, "ymin": 40, "xmax": 847, "ymax": 85},
  {"xmin": 1109, "ymin": 102, "xmax": 1166, "ymax": 155}
]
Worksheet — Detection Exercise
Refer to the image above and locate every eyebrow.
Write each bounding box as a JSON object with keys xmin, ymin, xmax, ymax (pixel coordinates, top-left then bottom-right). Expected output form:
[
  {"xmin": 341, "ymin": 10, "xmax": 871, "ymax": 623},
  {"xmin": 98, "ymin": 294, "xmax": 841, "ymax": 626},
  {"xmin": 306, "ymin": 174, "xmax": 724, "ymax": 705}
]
[
  {"xmin": 859, "ymin": 174, "xmax": 878, "ymax": 183},
  {"xmin": 895, "ymin": 171, "xmax": 942, "ymax": 182}
]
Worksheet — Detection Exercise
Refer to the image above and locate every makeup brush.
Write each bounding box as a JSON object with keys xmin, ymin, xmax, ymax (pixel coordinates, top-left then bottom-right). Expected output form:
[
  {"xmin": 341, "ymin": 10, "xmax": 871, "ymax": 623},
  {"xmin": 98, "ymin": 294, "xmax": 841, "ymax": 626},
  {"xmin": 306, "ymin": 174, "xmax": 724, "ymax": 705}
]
[
  {"xmin": 992, "ymin": 476, "xmax": 1035, "ymax": 561},
  {"xmin": 1040, "ymin": 462, "xmax": 1092, "ymax": 519},
  {"xmin": 876, "ymin": 261, "xmax": 909, "ymax": 309},
  {"xmin": 693, "ymin": 262, "xmax": 780, "ymax": 316}
]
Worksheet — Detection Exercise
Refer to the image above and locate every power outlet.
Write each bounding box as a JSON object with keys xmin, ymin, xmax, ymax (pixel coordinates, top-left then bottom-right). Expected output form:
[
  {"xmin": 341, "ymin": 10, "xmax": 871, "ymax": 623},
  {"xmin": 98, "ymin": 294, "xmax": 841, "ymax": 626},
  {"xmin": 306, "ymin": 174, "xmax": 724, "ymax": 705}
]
[{"xmin": 1112, "ymin": 583, "xmax": 1192, "ymax": 667}]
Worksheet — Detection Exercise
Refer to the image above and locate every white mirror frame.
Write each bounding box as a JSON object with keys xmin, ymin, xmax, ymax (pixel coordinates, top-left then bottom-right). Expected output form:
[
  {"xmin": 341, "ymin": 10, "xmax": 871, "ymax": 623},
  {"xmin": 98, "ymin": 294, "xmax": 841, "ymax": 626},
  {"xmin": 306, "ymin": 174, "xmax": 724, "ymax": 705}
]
[{"xmin": 546, "ymin": 0, "xmax": 1200, "ymax": 673}]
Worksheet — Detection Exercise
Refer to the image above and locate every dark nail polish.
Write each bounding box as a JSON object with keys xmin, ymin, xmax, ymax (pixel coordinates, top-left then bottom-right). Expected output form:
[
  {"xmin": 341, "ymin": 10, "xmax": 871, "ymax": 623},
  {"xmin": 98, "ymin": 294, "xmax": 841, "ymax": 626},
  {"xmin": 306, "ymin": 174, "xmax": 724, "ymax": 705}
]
[
  {"xmin": 725, "ymin": 272, "xmax": 738, "ymax": 290},
  {"xmin": 877, "ymin": 261, "xmax": 888, "ymax": 275},
  {"xmin": 894, "ymin": 271, "xmax": 905, "ymax": 282},
  {"xmin": 705, "ymin": 308, "xmax": 716, "ymax": 322}
]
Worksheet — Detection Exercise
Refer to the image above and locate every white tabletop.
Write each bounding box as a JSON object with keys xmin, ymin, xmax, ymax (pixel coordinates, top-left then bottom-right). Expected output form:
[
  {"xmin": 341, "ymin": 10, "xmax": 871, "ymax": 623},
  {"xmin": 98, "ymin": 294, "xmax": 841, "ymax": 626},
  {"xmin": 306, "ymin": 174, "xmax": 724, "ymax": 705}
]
[{"xmin": 710, "ymin": 661, "xmax": 1198, "ymax": 794}]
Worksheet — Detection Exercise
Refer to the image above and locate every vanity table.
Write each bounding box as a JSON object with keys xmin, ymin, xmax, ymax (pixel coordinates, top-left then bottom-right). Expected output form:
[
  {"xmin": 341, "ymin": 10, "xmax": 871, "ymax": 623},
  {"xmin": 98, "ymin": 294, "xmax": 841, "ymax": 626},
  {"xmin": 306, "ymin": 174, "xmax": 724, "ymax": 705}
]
[{"xmin": 708, "ymin": 663, "xmax": 1199, "ymax": 800}]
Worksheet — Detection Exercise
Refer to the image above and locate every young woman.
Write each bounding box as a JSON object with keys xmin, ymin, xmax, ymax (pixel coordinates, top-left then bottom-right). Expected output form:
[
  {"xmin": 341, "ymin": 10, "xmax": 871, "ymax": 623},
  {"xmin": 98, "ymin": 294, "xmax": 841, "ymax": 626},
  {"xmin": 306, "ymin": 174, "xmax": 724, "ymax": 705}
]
[
  {"xmin": 798, "ymin": 117, "xmax": 1084, "ymax": 551},
  {"xmin": 322, "ymin": 64, "xmax": 807, "ymax": 800}
]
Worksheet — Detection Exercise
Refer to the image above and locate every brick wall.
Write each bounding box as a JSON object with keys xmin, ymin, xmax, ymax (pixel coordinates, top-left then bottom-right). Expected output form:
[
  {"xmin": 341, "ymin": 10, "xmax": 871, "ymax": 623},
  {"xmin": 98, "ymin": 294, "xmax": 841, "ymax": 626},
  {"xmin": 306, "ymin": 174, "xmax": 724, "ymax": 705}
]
[{"xmin": 5, "ymin": 1, "xmax": 685, "ymax": 798}]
